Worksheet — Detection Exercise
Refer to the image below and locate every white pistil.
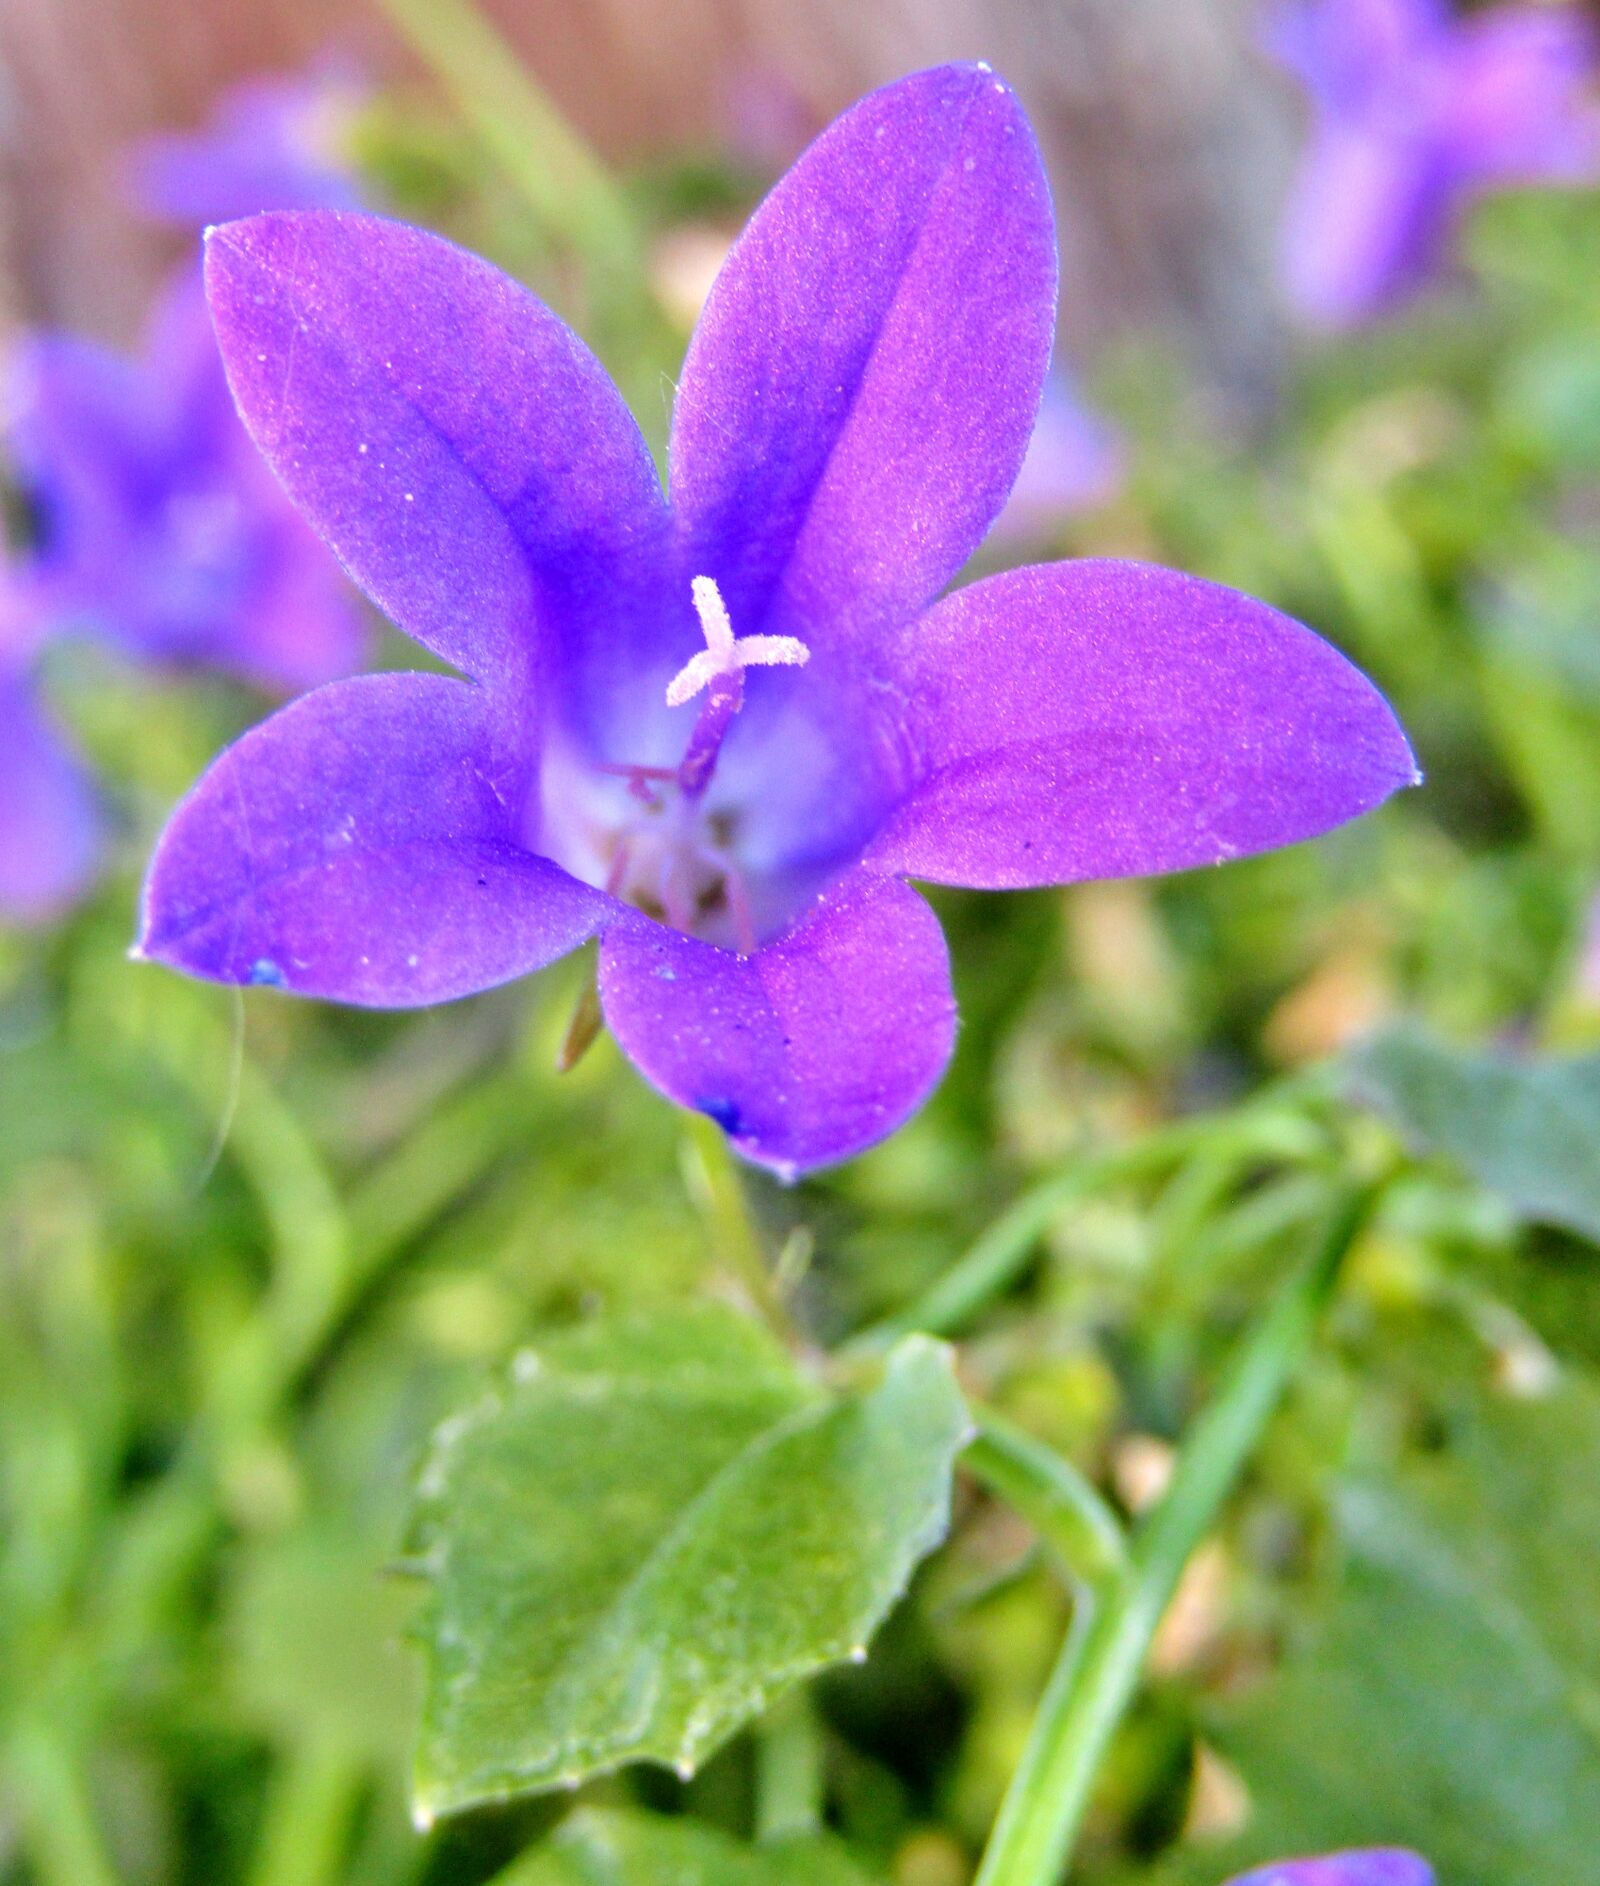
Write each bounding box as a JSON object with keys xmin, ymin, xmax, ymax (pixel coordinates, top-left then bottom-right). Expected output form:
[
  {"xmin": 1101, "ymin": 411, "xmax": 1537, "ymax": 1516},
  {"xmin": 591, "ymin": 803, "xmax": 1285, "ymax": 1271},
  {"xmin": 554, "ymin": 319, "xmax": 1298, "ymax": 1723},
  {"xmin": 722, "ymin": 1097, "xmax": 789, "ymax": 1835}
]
[{"xmin": 665, "ymin": 574, "xmax": 809, "ymax": 707}]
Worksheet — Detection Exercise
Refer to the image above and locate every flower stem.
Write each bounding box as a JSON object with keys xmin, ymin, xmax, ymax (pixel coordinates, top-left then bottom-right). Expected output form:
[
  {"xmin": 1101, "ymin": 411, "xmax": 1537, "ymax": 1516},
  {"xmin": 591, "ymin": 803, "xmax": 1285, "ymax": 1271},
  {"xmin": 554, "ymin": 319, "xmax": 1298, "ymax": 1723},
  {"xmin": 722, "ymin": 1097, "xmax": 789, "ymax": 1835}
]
[
  {"xmin": 972, "ymin": 1183, "xmax": 1370, "ymax": 1886},
  {"xmin": 964, "ymin": 1404, "xmax": 1129, "ymax": 1595},
  {"xmin": 754, "ymin": 1692, "xmax": 826, "ymax": 1842},
  {"xmin": 681, "ymin": 1115, "xmax": 794, "ymax": 1342}
]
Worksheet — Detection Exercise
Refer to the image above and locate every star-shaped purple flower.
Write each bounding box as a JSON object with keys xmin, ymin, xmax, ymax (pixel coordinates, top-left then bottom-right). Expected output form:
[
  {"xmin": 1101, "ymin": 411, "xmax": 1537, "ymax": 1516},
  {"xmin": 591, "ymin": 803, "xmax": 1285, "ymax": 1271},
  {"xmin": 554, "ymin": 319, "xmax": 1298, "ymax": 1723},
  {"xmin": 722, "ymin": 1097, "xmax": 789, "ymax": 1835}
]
[
  {"xmin": 127, "ymin": 70, "xmax": 364, "ymax": 226},
  {"xmin": 11, "ymin": 266, "xmax": 366, "ymax": 693},
  {"xmin": 0, "ymin": 563, "xmax": 101, "ymax": 924},
  {"xmin": 137, "ymin": 65, "xmax": 1417, "ymax": 1175},
  {"xmin": 1270, "ymin": 0, "xmax": 1600, "ymax": 326},
  {"xmin": 1226, "ymin": 1850, "xmax": 1433, "ymax": 1886}
]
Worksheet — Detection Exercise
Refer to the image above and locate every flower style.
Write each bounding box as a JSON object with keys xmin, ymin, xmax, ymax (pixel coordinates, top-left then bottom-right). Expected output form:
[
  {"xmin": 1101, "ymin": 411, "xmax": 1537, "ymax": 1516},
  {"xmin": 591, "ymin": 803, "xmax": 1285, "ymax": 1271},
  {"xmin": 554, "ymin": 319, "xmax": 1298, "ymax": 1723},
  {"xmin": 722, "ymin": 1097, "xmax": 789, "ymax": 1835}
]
[
  {"xmin": 127, "ymin": 70, "xmax": 364, "ymax": 226},
  {"xmin": 1269, "ymin": 0, "xmax": 1600, "ymax": 326},
  {"xmin": 0, "ymin": 564, "xmax": 101, "ymax": 923},
  {"xmin": 1227, "ymin": 1851, "xmax": 1432, "ymax": 1886},
  {"xmin": 11, "ymin": 266, "xmax": 365, "ymax": 693},
  {"xmin": 137, "ymin": 64, "xmax": 1416, "ymax": 1175}
]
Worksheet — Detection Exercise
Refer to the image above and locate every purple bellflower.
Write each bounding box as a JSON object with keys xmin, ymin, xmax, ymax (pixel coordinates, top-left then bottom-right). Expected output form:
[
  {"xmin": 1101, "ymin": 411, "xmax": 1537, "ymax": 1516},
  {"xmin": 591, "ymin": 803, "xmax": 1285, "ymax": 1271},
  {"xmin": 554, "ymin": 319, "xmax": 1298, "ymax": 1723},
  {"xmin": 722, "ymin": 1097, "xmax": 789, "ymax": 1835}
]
[
  {"xmin": 1269, "ymin": 0, "xmax": 1600, "ymax": 326},
  {"xmin": 11, "ymin": 267, "xmax": 365, "ymax": 694},
  {"xmin": 128, "ymin": 70, "xmax": 364, "ymax": 226},
  {"xmin": 136, "ymin": 65, "xmax": 1417, "ymax": 1176},
  {"xmin": 1226, "ymin": 1851, "xmax": 1433, "ymax": 1886},
  {"xmin": 0, "ymin": 563, "xmax": 101, "ymax": 923},
  {"xmin": 989, "ymin": 371, "xmax": 1123, "ymax": 546}
]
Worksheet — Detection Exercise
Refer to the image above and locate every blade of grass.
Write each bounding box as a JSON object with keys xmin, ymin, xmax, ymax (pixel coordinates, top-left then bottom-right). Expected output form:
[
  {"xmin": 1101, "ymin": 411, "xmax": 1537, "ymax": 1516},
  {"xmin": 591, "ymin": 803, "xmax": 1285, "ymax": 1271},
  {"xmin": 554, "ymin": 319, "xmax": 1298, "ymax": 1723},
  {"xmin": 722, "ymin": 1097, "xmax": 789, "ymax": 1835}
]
[
  {"xmin": 372, "ymin": 0, "xmax": 639, "ymax": 269},
  {"xmin": 973, "ymin": 1183, "xmax": 1372, "ymax": 1886}
]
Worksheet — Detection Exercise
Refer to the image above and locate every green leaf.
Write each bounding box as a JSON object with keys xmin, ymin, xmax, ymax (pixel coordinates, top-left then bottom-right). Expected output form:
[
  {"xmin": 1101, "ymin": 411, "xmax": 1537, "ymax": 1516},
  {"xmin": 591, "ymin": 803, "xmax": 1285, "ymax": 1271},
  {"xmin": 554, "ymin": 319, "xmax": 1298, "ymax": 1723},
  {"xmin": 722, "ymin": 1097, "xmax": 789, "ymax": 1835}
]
[
  {"xmin": 1174, "ymin": 1378, "xmax": 1600, "ymax": 1886},
  {"xmin": 1347, "ymin": 1023, "xmax": 1600, "ymax": 1242},
  {"xmin": 492, "ymin": 1807, "xmax": 876, "ymax": 1886},
  {"xmin": 407, "ymin": 1304, "xmax": 969, "ymax": 1820}
]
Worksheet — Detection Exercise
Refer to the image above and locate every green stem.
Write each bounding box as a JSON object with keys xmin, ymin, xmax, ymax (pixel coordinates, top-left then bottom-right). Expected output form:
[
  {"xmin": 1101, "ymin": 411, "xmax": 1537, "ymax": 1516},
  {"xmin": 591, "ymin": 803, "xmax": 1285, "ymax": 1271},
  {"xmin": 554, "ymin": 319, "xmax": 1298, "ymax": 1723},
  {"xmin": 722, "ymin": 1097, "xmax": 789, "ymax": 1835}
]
[
  {"xmin": 848, "ymin": 1092, "xmax": 1325, "ymax": 1354},
  {"xmin": 964, "ymin": 1404, "xmax": 1128, "ymax": 1594},
  {"xmin": 370, "ymin": 0, "xmax": 638, "ymax": 268},
  {"xmin": 973, "ymin": 1184, "xmax": 1370, "ymax": 1886},
  {"xmin": 246, "ymin": 1737, "xmax": 365, "ymax": 1886},
  {"xmin": 6, "ymin": 1721, "xmax": 119, "ymax": 1886},
  {"xmin": 682, "ymin": 1115, "xmax": 795, "ymax": 1342},
  {"xmin": 754, "ymin": 1692, "xmax": 826, "ymax": 1842}
]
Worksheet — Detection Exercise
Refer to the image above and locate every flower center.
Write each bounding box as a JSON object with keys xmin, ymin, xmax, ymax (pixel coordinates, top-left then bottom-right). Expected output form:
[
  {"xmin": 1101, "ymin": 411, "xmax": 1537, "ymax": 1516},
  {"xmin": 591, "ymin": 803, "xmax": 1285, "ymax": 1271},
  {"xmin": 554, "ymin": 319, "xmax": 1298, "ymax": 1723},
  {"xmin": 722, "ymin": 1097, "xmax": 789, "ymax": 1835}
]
[
  {"xmin": 551, "ymin": 577, "xmax": 810, "ymax": 955},
  {"xmin": 666, "ymin": 575, "xmax": 809, "ymax": 799}
]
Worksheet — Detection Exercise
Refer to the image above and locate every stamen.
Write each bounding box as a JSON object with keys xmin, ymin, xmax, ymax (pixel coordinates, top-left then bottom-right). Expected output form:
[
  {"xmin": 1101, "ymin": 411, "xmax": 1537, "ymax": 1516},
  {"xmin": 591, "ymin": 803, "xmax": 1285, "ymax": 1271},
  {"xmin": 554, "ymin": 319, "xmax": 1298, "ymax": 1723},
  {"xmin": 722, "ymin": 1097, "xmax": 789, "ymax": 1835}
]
[
  {"xmin": 603, "ymin": 840, "xmax": 632, "ymax": 898},
  {"xmin": 585, "ymin": 578, "xmax": 809, "ymax": 945},
  {"xmin": 722, "ymin": 864, "xmax": 759, "ymax": 957},
  {"xmin": 658, "ymin": 851, "xmax": 697, "ymax": 934},
  {"xmin": 595, "ymin": 762, "xmax": 677, "ymax": 782},
  {"xmin": 665, "ymin": 575, "xmax": 810, "ymax": 708},
  {"xmin": 595, "ymin": 760, "xmax": 675, "ymax": 806}
]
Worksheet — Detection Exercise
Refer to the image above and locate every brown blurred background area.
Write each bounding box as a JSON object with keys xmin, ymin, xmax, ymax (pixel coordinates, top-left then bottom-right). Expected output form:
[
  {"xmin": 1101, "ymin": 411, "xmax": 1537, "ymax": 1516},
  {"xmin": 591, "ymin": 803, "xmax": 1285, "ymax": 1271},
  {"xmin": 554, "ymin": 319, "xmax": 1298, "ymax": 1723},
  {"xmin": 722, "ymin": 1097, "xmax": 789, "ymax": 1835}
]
[{"xmin": 0, "ymin": 0, "xmax": 1299, "ymax": 394}]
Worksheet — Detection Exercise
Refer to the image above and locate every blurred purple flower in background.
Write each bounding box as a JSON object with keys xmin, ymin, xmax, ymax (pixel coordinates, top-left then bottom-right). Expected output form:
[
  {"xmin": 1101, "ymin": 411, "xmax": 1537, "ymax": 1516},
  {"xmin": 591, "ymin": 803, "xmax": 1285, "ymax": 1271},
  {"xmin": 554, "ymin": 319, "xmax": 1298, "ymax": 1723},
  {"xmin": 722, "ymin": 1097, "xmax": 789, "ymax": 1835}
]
[
  {"xmin": 0, "ymin": 563, "xmax": 101, "ymax": 923},
  {"xmin": 10, "ymin": 268, "xmax": 366, "ymax": 693},
  {"xmin": 0, "ymin": 69, "xmax": 369, "ymax": 928},
  {"xmin": 723, "ymin": 61, "xmax": 820, "ymax": 174},
  {"xmin": 1226, "ymin": 1853, "xmax": 1433, "ymax": 1886},
  {"xmin": 127, "ymin": 69, "xmax": 365, "ymax": 225},
  {"xmin": 137, "ymin": 65, "xmax": 1416, "ymax": 1175},
  {"xmin": 1269, "ymin": 0, "xmax": 1600, "ymax": 326},
  {"xmin": 989, "ymin": 372, "xmax": 1123, "ymax": 546}
]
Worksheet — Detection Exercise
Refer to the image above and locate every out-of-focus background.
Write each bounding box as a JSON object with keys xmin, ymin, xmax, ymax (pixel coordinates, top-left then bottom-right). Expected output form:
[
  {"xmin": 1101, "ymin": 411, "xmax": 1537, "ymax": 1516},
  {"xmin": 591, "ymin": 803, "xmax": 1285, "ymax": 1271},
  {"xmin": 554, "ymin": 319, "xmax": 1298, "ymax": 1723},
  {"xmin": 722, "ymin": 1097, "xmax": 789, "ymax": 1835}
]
[
  {"xmin": 7, "ymin": 2, "xmax": 1600, "ymax": 1884},
  {"xmin": 0, "ymin": 0, "xmax": 1293, "ymax": 387}
]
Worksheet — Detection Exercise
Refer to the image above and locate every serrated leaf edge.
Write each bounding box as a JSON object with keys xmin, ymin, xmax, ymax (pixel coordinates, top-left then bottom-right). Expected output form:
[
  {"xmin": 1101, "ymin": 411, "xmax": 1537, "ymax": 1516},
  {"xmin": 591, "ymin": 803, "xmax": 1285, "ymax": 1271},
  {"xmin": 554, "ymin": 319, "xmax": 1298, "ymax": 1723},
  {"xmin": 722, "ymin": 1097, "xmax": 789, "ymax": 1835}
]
[{"xmin": 412, "ymin": 1334, "xmax": 969, "ymax": 1820}]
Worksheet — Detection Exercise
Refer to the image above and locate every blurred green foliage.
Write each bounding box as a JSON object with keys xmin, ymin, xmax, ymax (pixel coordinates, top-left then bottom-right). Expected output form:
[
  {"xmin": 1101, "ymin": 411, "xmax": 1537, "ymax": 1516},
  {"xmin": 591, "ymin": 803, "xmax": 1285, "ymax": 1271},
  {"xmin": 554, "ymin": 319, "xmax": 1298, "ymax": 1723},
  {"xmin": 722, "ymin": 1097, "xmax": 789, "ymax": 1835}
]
[{"xmin": 5, "ymin": 59, "xmax": 1600, "ymax": 1886}]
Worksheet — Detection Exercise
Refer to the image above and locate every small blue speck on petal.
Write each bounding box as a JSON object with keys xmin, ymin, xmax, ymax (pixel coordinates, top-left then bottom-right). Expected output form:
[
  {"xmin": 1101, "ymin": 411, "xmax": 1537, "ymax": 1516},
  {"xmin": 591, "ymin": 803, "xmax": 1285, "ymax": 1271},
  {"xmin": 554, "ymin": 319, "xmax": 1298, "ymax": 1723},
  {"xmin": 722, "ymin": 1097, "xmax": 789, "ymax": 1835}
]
[{"xmin": 698, "ymin": 1096, "xmax": 744, "ymax": 1135}]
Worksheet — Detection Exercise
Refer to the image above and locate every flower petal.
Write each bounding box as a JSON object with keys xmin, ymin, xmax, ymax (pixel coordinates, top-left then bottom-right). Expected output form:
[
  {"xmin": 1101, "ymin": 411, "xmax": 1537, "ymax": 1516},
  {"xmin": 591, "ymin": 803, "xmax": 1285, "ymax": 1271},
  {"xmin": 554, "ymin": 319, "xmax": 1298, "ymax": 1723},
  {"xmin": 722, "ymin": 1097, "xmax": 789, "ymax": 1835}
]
[
  {"xmin": 598, "ymin": 872, "xmax": 955, "ymax": 1177},
  {"xmin": 1281, "ymin": 122, "xmax": 1447, "ymax": 326},
  {"xmin": 1444, "ymin": 8, "xmax": 1600, "ymax": 183},
  {"xmin": 988, "ymin": 373, "xmax": 1122, "ymax": 546},
  {"xmin": 14, "ymin": 272, "xmax": 366, "ymax": 694},
  {"xmin": 671, "ymin": 63, "xmax": 1056, "ymax": 649},
  {"xmin": 138, "ymin": 672, "xmax": 612, "ymax": 1005},
  {"xmin": 863, "ymin": 560, "xmax": 1417, "ymax": 888},
  {"xmin": 129, "ymin": 75, "xmax": 363, "ymax": 224},
  {"xmin": 0, "ymin": 673, "xmax": 102, "ymax": 924},
  {"xmin": 219, "ymin": 513, "xmax": 372, "ymax": 694},
  {"xmin": 204, "ymin": 212, "xmax": 672, "ymax": 708},
  {"xmin": 1271, "ymin": 0, "xmax": 1448, "ymax": 107},
  {"xmin": 1226, "ymin": 1851, "xmax": 1434, "ymax": 1886},
  {"xmin": 10, "ymin": 334, "xmax": 150, "ymax": 588}
]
